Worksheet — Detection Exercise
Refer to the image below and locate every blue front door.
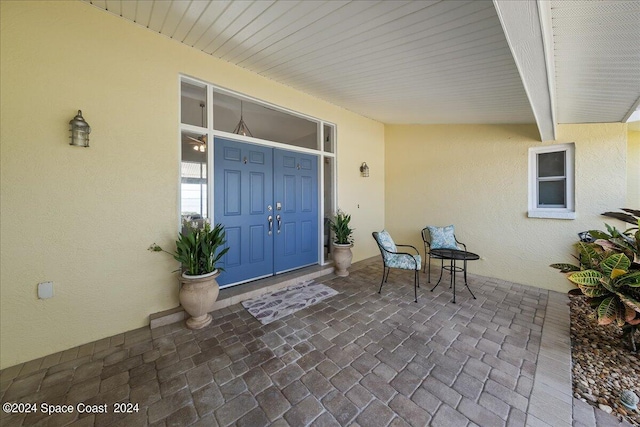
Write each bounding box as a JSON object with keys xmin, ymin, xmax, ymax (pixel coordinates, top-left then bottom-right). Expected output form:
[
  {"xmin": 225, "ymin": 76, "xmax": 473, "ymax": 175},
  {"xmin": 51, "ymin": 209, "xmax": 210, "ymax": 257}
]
[
  {"xmin": 274, "ymin": 149, "xmax": 318, "ymax": 273},
  {"xmin": 214, "ymin": 138, "xmax": 318, "ymax": 286},
  {"xmin": 214, "ymin": 138, "xmax": 274, "ymax": 285}
]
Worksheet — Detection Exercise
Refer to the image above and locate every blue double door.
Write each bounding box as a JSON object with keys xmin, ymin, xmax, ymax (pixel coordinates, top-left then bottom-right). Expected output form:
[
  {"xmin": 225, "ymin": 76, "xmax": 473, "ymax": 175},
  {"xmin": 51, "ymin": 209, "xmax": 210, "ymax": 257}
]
[{"xmin": 214, "ymin": 137, "xmax": 319, "ymax": 287}]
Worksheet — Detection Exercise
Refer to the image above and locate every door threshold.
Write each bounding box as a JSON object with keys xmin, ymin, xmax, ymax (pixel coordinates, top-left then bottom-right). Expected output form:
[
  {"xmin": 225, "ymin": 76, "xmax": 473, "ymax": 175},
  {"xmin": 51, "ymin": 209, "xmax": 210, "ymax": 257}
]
[{"xmin": 149, "ymin": 263, "xmax": 334, "ymax": 329}]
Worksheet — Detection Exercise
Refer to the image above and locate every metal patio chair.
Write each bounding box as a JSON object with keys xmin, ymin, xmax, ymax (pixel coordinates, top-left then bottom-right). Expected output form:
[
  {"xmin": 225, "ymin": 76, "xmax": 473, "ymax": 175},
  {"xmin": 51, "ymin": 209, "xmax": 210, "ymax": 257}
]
[
  {"xmin": 372, "ymin": 231, "xmax": 422, "ymax": 303},
  {"xmin": 421, "ymin": 226, "xmax": 466, "ymax": 283}
]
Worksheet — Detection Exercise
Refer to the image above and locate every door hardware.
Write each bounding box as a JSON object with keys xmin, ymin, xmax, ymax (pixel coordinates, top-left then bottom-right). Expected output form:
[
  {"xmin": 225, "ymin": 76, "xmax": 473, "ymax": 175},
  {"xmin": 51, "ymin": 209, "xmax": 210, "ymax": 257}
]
[
  {"xmin": 268, "ymin": 215, "xmax": 273, "ymax": 235},
  {"xmin": 267, "ymin": 205, "xmax": 272, "ymax": 212},
  {"xmin": 276, "ymin": 215, "xmax": 281, "ymax": 234},
  {"xmin": 276, "ymin": 202, "xmax": 282, "ymax": 211}
]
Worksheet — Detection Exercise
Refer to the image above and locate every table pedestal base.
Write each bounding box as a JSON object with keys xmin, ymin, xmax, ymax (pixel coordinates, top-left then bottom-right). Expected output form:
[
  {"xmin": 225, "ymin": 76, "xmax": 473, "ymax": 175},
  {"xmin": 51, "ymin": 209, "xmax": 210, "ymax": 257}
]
[{"xmin": 430, "ymin": 254, "xmax": 477, "ymax": 303}]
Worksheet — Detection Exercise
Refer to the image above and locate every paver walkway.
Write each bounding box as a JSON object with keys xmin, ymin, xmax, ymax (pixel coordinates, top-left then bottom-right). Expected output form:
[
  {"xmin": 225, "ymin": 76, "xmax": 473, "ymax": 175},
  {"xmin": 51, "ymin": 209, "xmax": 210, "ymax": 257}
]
[{"xmin": 0, "ymin": 259, "xmax": 632, "ymax": 426}]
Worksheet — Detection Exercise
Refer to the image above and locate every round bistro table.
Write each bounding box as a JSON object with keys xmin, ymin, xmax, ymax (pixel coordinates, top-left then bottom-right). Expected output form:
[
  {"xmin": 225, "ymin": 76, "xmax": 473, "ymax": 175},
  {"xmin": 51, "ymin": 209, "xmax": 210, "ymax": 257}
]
[{"xmin": 429, "ymin": 248, "xmax": 479, "ymax": 303}]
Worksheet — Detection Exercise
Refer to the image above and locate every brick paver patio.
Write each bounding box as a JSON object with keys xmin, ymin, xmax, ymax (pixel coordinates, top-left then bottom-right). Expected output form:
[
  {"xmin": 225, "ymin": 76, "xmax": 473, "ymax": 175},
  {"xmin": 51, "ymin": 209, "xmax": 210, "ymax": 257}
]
[{"xmin": 0, "ymin": 258, "xmax": 631, "ymax": 426}]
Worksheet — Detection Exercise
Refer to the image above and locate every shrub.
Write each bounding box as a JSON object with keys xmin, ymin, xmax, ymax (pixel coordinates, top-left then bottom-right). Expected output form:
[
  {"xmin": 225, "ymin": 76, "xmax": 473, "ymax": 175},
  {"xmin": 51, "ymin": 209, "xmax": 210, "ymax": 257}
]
[{"xmin": 551, "ymin": 209, "xmax": 640, "ymax": 351}]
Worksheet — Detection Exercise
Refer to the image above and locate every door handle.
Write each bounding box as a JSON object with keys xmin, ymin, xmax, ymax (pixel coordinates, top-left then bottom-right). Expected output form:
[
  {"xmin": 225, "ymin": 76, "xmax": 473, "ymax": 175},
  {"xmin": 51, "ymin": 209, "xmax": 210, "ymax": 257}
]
[
  {"xmin": 276, "ymin": 215, "xmax": 281, "ymax": 234},
  {"xmin": 268, "ymin": 215, "xmax": 273, "ymax": 235}
]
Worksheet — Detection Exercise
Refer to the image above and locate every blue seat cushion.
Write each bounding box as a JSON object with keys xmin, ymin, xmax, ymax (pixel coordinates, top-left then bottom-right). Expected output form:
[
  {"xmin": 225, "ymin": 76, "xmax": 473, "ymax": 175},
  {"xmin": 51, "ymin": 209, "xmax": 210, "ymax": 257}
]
[{"xmin": 387, "ymin": 253, "xmax": 422, "ymax": 271}]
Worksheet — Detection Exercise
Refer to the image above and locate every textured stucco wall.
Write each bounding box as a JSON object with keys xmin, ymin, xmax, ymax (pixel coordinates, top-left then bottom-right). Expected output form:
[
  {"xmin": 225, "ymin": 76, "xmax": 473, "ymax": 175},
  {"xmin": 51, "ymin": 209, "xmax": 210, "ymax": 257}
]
[
  {"xmin": 384, "ymin": 123, "xmax": 627, "ymax": 292},
  {"xmin": 0, "ymin": 1, "xmax": 384, "ymax": 369},
  {"xmin": 628, "ymin": 130, "xmax": 640, "ymax": 207}
]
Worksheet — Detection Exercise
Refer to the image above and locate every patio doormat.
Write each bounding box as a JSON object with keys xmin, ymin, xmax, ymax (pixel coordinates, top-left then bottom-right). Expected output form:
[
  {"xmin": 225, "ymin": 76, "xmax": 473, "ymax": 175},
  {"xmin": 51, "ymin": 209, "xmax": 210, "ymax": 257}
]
[{"xmin": 242, "ymin": 280, "xmax": 338, "ymax": 325}]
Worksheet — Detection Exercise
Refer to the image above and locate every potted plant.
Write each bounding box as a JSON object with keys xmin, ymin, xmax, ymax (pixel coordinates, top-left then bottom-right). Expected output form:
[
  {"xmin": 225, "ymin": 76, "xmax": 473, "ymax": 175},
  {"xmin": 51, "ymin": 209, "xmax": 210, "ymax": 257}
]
[
  {"xmin": 329, "ymin": 210, "xmax": 354, "ymax": 277},
  {"xmin": 149, "ymin": 218, "xmax": 229, "ymax": 329}
]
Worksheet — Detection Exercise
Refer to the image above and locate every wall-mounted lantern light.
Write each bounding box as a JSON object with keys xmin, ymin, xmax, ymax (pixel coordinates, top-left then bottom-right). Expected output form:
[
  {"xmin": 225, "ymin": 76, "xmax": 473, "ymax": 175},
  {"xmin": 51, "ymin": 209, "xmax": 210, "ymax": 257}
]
[
  {"xmin": 69, "ymin": 110, "xmax": 91, "ymax": 147},
  {"xmin": 360, "ymin": 162, "xmax": 370, "ymax": 177},
  {"xmin": 578, "ymin": 231, "xmax": 594, "ymax": 242}
]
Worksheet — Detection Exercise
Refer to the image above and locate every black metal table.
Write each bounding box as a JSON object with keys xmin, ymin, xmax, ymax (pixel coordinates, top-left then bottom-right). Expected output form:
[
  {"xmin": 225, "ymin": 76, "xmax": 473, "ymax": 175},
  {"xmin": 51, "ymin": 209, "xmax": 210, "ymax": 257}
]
[{"xmin": 429, "ymin": 248, "xmax": 479, "ymax": 303}]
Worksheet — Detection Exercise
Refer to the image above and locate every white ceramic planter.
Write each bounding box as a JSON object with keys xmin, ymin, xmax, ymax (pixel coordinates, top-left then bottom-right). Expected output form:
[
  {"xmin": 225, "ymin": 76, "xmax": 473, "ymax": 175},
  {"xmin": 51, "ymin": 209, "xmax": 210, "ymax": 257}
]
[
  {"xmin": 179, "ymin": 270, "xmax": 220, "ymax": 329},
  {"xmin": 332, "ymin": 242, "xmax": 354, "ymax": 277}
]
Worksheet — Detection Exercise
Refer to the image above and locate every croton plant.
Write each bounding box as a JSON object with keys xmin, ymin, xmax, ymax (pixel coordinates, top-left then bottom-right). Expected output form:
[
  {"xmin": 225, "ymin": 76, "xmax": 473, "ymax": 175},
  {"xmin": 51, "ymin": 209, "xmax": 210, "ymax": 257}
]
[{"xmin": 551, "ymin": 209, "xmax": 640, "ymax": 351}]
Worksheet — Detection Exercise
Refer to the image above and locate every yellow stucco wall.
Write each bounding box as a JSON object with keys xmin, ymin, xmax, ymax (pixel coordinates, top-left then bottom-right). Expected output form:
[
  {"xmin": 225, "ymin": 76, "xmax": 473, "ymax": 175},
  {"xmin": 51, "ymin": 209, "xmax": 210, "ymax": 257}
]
[
  {"xmin": 628, "ymin": 130, "xmax": 640, "ymax": 207},
  {"xmin": 0, "ymin": 1, "xmax": 384, "ymax": 369},
  {"xmin": 384, "ymin": 123, "xmax": 627, "ymax": 292}
]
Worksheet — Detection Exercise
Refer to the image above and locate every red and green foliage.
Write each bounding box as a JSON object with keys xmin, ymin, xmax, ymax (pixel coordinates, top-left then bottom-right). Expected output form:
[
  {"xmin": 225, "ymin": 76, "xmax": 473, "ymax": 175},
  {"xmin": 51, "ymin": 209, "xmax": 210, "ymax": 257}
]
[{"xmin": 551, "ymin": 209, "xmax": 640, "ymax": 350}]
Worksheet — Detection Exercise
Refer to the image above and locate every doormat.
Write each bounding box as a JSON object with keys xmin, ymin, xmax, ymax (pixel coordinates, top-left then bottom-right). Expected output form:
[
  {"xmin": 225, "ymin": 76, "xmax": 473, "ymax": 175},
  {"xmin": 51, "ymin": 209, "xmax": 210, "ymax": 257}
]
[{"xmin": 242, "ymin": 280, "xmax": 338, "ymax": 325}]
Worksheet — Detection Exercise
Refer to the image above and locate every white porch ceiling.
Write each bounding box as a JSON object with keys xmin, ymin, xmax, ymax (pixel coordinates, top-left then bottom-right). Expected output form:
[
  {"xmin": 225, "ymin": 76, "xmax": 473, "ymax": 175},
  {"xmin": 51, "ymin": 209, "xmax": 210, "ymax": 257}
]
[
  {"xmin": 550, "ymin": 0, "xmax": 640, "ymax": 124},
  {"xmin": 85, "ymin": 0, "xmax": 640, "ymax": 140}
]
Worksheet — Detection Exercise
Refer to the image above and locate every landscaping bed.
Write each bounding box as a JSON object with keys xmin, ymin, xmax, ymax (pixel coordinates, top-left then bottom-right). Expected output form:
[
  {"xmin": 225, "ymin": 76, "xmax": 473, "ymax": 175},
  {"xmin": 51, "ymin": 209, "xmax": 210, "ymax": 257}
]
[{"xmin": 570, "ymin": 294, "xmax": 640, "ymax": 426}]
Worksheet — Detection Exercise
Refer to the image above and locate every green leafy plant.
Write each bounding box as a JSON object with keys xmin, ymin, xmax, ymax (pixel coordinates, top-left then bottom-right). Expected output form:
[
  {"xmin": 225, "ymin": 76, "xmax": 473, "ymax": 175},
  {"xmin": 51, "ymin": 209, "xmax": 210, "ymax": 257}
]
[
  {"xmin": 329, "ymin": 210, "xmax": 354, "ymax": 245},
  {"xmin": 551, "ymin": 209, "xmax": 640, "ymax": 351},
  {"xmin": 149, "ymin": 218, "xmax": 230, "ymax": 276},
  {"xmin": 601, "ymin": 208, "xmax": 640, "ymax": 264}
]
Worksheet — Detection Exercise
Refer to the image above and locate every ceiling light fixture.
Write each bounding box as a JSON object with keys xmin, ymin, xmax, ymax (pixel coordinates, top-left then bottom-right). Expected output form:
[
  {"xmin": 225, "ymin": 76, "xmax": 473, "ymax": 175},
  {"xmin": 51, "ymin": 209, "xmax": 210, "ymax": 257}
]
[
  {"xmin": 233, "ymin": 100, "xmax": 253, "ymax": 137},
  {"xmin": 189, "ymin": 102, "xmax": 207, "ymax": 152}
]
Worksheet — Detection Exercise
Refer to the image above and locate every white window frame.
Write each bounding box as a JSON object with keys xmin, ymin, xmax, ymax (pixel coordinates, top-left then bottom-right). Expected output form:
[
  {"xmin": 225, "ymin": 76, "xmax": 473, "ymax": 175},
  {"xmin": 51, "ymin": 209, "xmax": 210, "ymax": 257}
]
[{"xmin": 528, "ymin": 143, "xmax": 575, "ymax": 219}]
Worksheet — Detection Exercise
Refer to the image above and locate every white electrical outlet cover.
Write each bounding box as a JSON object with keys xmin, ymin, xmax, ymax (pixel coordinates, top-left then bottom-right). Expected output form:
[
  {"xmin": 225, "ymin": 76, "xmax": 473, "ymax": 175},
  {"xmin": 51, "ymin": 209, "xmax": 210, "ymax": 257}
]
[{"xmin": 38, "ymin": 281, "xmax": 54, "ymax": 299}]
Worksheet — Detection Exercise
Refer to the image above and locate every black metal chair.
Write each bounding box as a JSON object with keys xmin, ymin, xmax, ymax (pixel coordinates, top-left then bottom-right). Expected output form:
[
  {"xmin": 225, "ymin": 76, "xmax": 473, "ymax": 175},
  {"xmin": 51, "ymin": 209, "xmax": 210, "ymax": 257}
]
[
  {"xmin": 372, "ymin": 231, "xmax": 422, "ymax": 303},
  {"xmin": 421, "ymin": 227, "xmax": 466, "ymax": 283}
]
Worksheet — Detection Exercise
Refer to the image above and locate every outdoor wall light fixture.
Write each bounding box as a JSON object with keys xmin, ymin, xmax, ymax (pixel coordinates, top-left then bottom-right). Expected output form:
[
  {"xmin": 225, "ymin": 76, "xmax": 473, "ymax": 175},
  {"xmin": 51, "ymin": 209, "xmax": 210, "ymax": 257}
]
[
  {"xmin": 360, "ymin": 162, "xmax": 370, "ymax": 177},
  {"xmin": 578, "ymin": 231, "xmax": 594, "ymax": 243},
  {"xmin": 69, "ymin": 110, "xmax": 91, "ymax": 147}
]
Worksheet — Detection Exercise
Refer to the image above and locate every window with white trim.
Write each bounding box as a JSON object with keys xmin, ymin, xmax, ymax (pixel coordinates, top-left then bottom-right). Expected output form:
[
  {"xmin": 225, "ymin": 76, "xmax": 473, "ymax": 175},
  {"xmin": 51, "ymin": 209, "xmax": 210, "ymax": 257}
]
[{"xmin": 528, "ymin": 143, "xmax": 575, "ymax": 219}]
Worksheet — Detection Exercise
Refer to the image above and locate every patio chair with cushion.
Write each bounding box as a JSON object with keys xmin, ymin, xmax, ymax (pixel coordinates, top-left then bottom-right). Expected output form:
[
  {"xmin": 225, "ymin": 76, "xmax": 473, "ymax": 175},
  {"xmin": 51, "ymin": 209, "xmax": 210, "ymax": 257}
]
[
  {"xmin": 422, "ymin": 225, "xmax": 466, "ymax": 283},
  {"xmin": 372, "ymin": 230, "xmax": 422, "ymax": 302}
]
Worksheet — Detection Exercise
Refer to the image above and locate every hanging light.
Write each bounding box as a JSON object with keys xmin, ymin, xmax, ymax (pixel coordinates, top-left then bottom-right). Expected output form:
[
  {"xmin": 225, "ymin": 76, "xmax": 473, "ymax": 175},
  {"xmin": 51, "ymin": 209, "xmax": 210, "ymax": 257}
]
[
  {"xmin": 69, "ymin": 110, "xmax": 91, "ymax": 147},
  {"xmin": 233, "ymin": 100, "xmax": 253, "ymax": 137},
  {"xmin": 190, "ymin": 102, "xmax": 207, "ymax": 152}
]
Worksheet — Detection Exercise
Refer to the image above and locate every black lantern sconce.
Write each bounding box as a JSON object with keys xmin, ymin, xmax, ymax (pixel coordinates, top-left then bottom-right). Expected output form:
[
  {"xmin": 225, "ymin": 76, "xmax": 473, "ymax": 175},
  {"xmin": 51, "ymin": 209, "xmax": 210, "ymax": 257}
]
[
  {"xmin": 69, "ymin": 110, "xmax": 91, "ymax": 147},
  {"xmin": 360, "ymin": 162, "xmax": 370, "ymax": 177},
  {"xmin": 578, "ymin": 231, "xmax": 595, "ymax": 243}
]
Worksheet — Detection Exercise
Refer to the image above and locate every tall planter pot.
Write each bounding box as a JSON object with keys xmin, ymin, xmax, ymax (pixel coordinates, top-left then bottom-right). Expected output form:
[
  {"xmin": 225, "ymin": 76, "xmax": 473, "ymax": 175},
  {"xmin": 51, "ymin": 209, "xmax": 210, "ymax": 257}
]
[
  {"xmin": 179, "ymin": 270, "xmax": 220, "ymax": 329},
  {"xmin": 333, "ymin": 243, "xmax": 353, "ymax": 277}
]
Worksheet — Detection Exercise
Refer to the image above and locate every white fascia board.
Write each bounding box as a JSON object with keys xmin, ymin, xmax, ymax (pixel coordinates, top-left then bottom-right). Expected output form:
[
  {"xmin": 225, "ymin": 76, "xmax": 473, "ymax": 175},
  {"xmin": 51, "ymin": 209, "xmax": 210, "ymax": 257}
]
[
  {"xmin": 494, "ymin": 0, "xmax": 557, "ymax": 142},
  {"xmin": 623, "ymin": 96, "xmax": 640, "ymax": 123}
]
